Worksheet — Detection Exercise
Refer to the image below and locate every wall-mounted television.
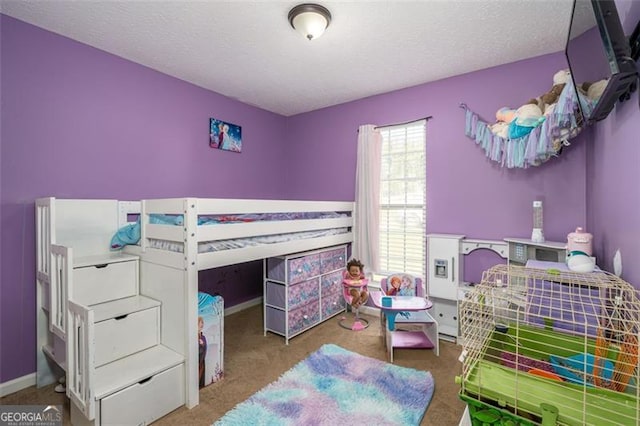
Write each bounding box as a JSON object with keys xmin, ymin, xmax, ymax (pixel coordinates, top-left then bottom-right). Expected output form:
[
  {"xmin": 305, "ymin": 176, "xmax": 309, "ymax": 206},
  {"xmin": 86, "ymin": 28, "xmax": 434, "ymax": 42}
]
[{"xmin": 565, "ymin": 0, "xmax": 639, "ymax": 123}]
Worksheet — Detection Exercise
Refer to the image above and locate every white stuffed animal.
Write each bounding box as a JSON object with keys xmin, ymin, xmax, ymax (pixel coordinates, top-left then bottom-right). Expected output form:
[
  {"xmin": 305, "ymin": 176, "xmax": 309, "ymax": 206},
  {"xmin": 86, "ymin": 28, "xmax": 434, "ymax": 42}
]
[
  {"xmin": 553, "ymin": 69, "xmax": 571, "ymax": 86},
  {"xmin": 515, "ymin": 104, "xmax": 544, "ymax": 127},
  {"xmin": 489, "ymin": 122, "xmax": 510, "ymax": 139}
]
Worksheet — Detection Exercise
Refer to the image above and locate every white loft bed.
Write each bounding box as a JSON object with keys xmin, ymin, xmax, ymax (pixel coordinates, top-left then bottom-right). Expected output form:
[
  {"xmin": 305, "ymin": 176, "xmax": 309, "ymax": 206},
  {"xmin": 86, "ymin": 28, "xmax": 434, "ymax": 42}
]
[
  {"xmin": 38, "ymin": 197, "xmax": 354, "ymax": 415},
  {"xmin": 125, "ymin": 198, "xmax": 354, "ymax": 408},
  {"xmin": 125, "ymin": 197, "xmax": 354, "ymax": 270}
]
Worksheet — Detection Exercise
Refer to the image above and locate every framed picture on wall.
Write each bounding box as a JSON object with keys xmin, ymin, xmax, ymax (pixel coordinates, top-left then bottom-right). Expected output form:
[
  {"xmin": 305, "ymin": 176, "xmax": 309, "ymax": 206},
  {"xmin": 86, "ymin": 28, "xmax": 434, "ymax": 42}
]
[{"xmin": 209, "ymin": 118, "xmax": 242, "ymax": 153}]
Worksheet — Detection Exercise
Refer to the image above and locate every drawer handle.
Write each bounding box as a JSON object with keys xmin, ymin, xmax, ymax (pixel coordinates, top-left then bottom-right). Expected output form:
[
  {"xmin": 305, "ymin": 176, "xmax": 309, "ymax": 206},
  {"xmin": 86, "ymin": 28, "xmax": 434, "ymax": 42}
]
[
  {"xmin": 94, "ymin": 264, "xmax": 109, "ymax": 269},
  {"xmin": 114, "ymin": 314, "xmax": 129, "ymax": 321},
  {"xmin": 138, "ymin": 376, "xmax": 152, "ymax": 385}
]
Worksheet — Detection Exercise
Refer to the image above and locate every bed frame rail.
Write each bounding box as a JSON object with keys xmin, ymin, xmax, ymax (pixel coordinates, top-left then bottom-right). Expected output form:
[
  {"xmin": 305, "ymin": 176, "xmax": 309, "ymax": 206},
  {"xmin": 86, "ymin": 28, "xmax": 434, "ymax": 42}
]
[
  {"xmin": 142, "ymin": 198, "xmax": 354, "ymax": 216},
  {"xmin": 135, "ymin": 198, "xmax": 354, "ymax": 271},
  {"xmin": 198, "ymin": 232, "xmax": 353, "ymax": 270},
  {"xmin": 195, "ymin": 198, "xmax": 354, "ymax": 215},
  {"xmin": 197, "ymin": 217, "xmax": 352, "ymax": 242},
  {"xmin": 140, "ymin": 198, "xmax": 354, "ymax": 243}
]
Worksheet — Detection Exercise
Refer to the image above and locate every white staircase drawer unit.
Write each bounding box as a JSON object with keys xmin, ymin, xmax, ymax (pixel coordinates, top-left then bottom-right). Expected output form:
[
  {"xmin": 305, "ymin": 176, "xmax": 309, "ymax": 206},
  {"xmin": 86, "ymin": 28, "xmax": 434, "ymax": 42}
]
[
  {"xmin": 94, "ymin": 307, "xmax": 160, "ymax": 367},
  {"xmin": 73, "ymin": 260, "xmax": 138, "ymax": 306},
  {"xmin": 100, "ymin": 363, "xmax": 185, "ymax": 426}
]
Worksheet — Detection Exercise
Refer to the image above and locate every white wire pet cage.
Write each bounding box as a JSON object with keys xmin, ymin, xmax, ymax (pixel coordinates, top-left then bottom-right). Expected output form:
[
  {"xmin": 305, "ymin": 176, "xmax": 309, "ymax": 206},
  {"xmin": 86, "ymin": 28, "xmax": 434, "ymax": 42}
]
[{"xmin": 458, "ymin": 264, "xmax": 640, "ymax": 426}]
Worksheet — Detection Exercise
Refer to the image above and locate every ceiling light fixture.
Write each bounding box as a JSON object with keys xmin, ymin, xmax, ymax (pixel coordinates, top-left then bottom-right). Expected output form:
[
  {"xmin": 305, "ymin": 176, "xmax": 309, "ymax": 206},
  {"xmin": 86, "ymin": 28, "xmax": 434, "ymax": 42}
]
[{"xmin": 288, "ymin": 3, "xmax": 332, "ymax": 41}]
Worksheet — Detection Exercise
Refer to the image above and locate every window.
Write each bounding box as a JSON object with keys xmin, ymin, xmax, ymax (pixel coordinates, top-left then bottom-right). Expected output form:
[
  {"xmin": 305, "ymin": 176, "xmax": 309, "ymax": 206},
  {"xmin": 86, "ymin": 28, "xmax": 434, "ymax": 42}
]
[{"xmin": 378, "ymin": 120, "xmax": 426, "ymax": 278}]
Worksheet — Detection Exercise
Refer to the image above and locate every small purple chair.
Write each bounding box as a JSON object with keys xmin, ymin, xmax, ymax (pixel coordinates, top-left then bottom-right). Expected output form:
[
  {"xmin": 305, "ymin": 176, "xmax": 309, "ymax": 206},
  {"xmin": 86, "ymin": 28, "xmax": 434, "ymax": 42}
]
[{"xmin": 380, "ymin": 273, "xmax": 439, "ymax": 361}]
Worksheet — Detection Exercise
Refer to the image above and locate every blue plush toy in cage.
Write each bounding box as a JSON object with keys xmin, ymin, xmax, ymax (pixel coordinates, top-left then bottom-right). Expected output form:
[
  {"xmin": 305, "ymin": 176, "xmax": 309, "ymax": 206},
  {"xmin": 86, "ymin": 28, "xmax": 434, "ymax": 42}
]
[{"xmin": 549, "ymin": 353, "xmax": 614, "ymax": 387}]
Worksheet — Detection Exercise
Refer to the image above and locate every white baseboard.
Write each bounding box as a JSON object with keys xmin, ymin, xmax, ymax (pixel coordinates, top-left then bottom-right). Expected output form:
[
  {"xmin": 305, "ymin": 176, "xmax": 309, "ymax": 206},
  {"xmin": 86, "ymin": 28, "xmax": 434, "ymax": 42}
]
[
  {"xmin": 224, "ymin": 296, "xmax": 262, "ymax": 316},
  {"xmin": 0, "ymin": 373, "xmax": 36, "ymax": 397}
]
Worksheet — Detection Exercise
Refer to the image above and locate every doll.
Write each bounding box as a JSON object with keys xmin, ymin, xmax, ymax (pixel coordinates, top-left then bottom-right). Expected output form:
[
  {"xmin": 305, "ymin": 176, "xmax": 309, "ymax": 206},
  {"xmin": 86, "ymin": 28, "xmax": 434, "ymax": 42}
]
[{"xmin": 343, "ymin": 258, "xmax": 368, "ymax": 309}]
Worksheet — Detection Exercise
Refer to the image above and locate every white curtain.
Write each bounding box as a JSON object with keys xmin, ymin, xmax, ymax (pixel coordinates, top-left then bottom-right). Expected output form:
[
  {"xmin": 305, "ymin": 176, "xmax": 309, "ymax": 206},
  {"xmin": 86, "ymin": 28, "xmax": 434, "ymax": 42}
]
[{"xmin": 353, "ymin": 124, "xmax": 382, "ymax": 277}]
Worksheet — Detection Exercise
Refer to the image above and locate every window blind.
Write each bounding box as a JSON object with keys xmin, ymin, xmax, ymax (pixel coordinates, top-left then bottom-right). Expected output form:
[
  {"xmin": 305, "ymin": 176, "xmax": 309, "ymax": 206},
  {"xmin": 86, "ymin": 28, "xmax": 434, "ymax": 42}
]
[{"xmin": 378, "ymin": 120, "xmax": 426, "ymax": 278}]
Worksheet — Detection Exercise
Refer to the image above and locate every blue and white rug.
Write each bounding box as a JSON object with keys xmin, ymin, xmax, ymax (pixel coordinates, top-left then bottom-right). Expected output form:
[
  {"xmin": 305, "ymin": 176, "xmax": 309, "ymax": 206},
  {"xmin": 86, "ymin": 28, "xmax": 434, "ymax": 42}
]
[{"xmin": 214, "ymin": 344, "xmax": 434, "ymax": 425}]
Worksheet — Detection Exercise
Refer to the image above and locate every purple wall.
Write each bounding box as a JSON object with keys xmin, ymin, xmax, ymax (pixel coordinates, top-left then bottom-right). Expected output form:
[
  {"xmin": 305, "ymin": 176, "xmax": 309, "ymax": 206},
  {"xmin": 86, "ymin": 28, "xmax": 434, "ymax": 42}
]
[
  {"xmin": 284, "ymin": 53, "xmax": 587, "ymax": 286},
  {"xmin": 285, "ymin": 53, "xmax": 586, "ymax": 244},
  {"xmin": 0, "ymin": 15, "xmax": 287, "ymax": 382},
  {"xmin": 587, "ymin": 0, "xmax": 640, "ymax": 289},
  {"xmin": 198, "ymin": 261, "xmax": 263, "ymax": 304},
  {"xmin": 463, "ymin": 250, "xmax": 507, "ymax": 285},
  {"xmin": 4, "ymin": 4, "xmax": 637, "ymax": 385}
]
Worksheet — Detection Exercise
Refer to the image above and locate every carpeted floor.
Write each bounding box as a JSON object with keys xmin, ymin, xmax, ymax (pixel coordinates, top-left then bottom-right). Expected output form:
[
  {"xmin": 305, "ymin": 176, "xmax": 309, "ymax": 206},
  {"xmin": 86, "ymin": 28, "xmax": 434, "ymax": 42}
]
[{"xmin": 1, "ymin": 304, "xmax": 466, "ymax": 425}]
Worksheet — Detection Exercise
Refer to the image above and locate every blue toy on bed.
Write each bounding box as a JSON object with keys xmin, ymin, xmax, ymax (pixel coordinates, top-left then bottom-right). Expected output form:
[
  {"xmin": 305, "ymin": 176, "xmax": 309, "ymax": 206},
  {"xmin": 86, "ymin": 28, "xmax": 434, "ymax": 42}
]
[
  {"xmin": 110, "ymin": 214, "xmax": 184, "ymax": 250},
  {"xmin": 110, "ymin": 220, "xmax": 141, "ymax": 250}
]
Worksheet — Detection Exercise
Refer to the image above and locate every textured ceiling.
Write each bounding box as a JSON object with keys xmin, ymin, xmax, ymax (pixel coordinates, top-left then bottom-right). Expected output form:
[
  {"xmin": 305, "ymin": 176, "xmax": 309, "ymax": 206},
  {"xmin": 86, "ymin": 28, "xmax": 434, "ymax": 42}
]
[{"xmin": 1, "ymin": 0, "xmax": 584, "ymax": 116}]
